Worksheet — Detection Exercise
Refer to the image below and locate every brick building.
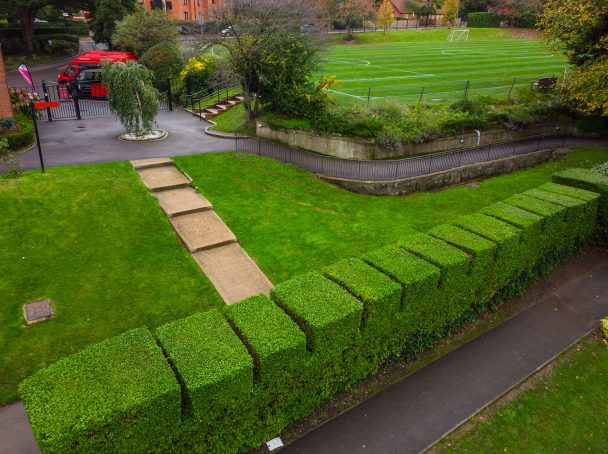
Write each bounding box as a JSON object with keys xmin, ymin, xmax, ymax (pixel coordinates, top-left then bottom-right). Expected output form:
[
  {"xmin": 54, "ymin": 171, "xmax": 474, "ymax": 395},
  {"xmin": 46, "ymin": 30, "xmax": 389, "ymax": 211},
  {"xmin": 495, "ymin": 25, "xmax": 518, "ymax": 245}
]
[
  {"xmin": 0, "ymin": 46, "xmax": 15, "ymax": 122},
  {"xmin": 140, "ymin": 0, "xmax": 224, "ymax": 22}
]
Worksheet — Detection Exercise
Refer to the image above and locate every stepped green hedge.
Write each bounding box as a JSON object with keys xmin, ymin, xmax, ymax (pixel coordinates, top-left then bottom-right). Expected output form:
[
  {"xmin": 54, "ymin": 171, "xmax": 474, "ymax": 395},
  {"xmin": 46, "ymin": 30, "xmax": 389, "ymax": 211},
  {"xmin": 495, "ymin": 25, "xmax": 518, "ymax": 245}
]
[
  {"xmin": 552, "ymin": 169, "xmax": 608, "ymax": 244},
  {"xmin": 467, "ymin": 12, "xmax": 501, "ymax": 28},
  {"xmin": 19, "ymin": 328, "xmax": 180, "ymax": 453},
  {"xmin": 20, "ymin": 176, "xmax": 605, "ymax": 454}
]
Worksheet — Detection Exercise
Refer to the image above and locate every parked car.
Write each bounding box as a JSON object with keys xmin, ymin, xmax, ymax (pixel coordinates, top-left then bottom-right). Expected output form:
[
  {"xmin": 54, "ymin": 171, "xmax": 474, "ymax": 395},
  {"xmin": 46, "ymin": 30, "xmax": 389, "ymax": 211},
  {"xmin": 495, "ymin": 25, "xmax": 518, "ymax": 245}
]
[
  {"xmin": 220, "ymin": 26, "xmax": 234, "ymax": 37},
  {"xmin": 68, "ymin": 69, "xmax": 108, "ymax": 98}
]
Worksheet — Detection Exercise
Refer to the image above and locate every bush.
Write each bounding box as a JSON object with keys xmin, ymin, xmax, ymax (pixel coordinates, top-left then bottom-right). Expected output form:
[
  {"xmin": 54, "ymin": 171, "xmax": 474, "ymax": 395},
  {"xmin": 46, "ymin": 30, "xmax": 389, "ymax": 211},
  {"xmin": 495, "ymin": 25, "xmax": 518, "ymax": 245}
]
[
  {"xmin": 592, "ymin": 162, "xmax": 608, "ymax": 177},
  {"xmin": 19, "ymin": 328, "xmax": 180, "ymax": 453},
  {"xmin": 156, "ymin": 310, "xmax": 253, "ymax": 421},
  {"xmin": 271, "ymin": 272, "xmax": 363, "ymax": 358},
  {"xmin": 2, "ymin": 113, "xmax": 35, "ymax": 151},
  {"xmin": 602, "ymin": 318, "xmax": 608, "ymax": 340},
  {"xmin": 467, "ymin": 12, "xmax": 501, "ymax": 28},
  {"xmin": 20, "ymin": 176, "xmax": 606, "ymax": 454},
  {"xmin": 552, "ymin": 169, "xmax": 608, "ymax": 244},
  {"xmin": 140, "ymin": 41, "xmax": 183, "ymax": 87}
]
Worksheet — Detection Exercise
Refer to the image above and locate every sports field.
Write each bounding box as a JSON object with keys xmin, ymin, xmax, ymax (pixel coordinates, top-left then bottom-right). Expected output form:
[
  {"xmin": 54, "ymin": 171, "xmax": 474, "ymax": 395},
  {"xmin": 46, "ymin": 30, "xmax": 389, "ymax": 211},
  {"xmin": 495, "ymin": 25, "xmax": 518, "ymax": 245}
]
[{"xmin": 320, "ymin": 29, "xmax": 568, "ymax": 105}]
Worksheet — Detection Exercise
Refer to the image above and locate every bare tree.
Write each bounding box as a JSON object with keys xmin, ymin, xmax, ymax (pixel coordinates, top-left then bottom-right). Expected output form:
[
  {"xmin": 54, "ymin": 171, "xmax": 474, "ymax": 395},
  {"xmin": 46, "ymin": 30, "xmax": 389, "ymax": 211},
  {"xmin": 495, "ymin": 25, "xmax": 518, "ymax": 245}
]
[{"xmin": 200, "ymin": 0, "xmax": 327, "ymax": 123}]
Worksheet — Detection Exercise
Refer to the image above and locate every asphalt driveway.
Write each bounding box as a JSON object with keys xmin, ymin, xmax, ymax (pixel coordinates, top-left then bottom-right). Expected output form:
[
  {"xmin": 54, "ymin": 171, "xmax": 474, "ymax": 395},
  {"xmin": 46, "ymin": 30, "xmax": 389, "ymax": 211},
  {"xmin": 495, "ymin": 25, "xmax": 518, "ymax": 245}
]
[{"xmin": 18, "ymin": 109, "xmax": 236, "ymax": 171}]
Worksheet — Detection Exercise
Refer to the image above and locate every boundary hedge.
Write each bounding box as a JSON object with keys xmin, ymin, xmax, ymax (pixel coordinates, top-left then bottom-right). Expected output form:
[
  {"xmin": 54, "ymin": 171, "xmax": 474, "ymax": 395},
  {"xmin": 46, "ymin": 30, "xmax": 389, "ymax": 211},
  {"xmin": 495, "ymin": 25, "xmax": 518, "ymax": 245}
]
[
  {"xmin": 467, "ymin": 12, "xmax": 501, "ymax": 28},
  {"xmin": 20, "ymin": 174, "xmax": 606, "ymax": 453}
]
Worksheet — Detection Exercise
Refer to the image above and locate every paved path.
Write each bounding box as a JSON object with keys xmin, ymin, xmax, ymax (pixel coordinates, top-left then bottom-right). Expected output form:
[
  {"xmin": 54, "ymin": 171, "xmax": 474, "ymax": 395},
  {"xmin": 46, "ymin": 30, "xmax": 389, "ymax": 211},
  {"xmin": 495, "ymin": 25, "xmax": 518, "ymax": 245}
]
[
  {"xmin": 132, "ymin": 158, "xmax": 273, "ymax": 305},
  {"xmin": 1, "ymin": 248, "xmax": 606, "ymax": 453},
  {"xmin": 18, "ymin": 110, "xmax": 235, "ymax": 171},
  {"xmin": 282, "ymin": 247, "xmax": 608, "ymax": 454}
]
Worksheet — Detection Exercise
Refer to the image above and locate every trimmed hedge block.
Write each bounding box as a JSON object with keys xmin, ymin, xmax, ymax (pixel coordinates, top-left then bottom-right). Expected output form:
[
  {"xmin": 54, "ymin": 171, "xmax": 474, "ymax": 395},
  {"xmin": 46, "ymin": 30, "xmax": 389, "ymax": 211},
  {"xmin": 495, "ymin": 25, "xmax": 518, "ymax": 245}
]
[
  {"xmin": 271, "ymin": 272, "xmax": 363, "ymax": 357},
  {"xmin": 156, "ymin": 310, "xmax": 253, "ymax": 420},
  {"xmin": 539, "ymin": 182, "xmax": 601, "ymax": 202},
  {"xmin": 523, "ymin": 188, "xmax": 597, "ymax": 247},
  {"xmin": 363, "ymin": 245, "xmax": 441, "ymax": 333},
  {"xmin": 453, "ymin": 213, "xmax": 523, "ymax": 282},
  {"xmin": 429, "ymin": 224, "xmax": 497, "ymax": 301},
  {"xmin": 19, "ymin": 328, "xmax": 180, "ymax": 453},
  {"xmin": 398, "ymin": 233, "xmax": 471, "ymax": 324},
  {"xmin": 226, "ymin": 295, "xmax": 306, "ymax": 384},
  {"xmin": 324, "ymin": 258, "xmax": 401, "ymax": 332},
  {"xmin": 552, "ymin": 168, "xmax": 608, "ymax": 244}
]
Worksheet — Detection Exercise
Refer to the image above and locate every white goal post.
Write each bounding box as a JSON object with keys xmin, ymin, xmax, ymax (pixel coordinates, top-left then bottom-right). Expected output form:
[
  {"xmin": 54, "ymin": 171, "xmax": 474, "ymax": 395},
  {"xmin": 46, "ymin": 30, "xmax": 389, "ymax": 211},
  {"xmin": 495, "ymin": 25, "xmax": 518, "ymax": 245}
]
[{"xmin": 448, "ymin": 29, "xmax": 470, "ymax": 42}]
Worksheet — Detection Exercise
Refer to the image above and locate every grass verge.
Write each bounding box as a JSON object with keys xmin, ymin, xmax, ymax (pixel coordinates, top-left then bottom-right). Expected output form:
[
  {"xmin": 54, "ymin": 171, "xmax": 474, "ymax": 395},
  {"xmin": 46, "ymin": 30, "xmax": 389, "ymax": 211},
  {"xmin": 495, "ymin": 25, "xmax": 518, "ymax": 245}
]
[
  {"xmin": 175, "ymin": 146, "xmax": 608, "ymax": 284},
  {"xmin": 0, "ymin": 162, "xmax": 223, "ymax": 405},
  {"xmin": 208, "ymin": 103, "xmax": 255, "ymax": 136}
]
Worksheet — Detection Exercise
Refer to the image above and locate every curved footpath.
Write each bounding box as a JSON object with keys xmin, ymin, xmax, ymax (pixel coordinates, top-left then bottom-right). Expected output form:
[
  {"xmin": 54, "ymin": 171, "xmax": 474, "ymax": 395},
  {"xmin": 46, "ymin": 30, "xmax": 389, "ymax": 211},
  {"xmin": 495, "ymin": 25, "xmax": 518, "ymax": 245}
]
[
  {"xmin": 282, "ymin": 246, "xmax": 608, "ymax": 454},
  {"xmin": 1, "ymin": 247, "xmax": 606, "ymax": 453}
]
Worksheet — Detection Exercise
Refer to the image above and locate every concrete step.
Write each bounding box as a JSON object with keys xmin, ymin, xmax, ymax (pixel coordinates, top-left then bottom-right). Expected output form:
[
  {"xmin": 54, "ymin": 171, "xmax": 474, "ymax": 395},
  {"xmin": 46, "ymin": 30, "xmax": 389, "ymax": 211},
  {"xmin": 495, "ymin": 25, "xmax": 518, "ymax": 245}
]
[
  {"xmin": 153, "ymin": 187, "xmax": 213, "ymax": 218},
  {"xmin": 193, "ymin": 243, "xmax": 273, "ymax": 305},
  {"xmin": 226, "ymin": 100, "xmax": 238, "ymax": 106},
  {"xmin": 130, "ymin": 157, "xmax": 174, "ymax": 170},
  {"xmin": 170, "ymin": 211, "xmax": 237, "ymax": 253},
  {"xmin": 205, "ymin": 108, "xmax": 219, "ymax": 115},
  {"xmin": 215, "ymin": 104, "xmax": 230, "ymax": 111},
  {"xmin": 137, "ymin": 165, "xmax": 191, "ymax": 192}
]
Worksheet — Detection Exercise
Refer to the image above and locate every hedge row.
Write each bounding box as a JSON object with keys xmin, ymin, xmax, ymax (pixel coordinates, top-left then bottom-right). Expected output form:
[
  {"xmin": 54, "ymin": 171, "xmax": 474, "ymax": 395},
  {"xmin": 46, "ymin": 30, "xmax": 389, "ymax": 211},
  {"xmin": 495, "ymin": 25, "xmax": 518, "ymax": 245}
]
[
  {"xmin": 20, "ymin": 176, "xmax": 605, "ymax": 453},
  {"xmin": 2, "ymin": 113, "xmax": 35, "ymax": 151},
  {"xmin": 467, "ymin": 12, "xmax": 501, "ymax": 28}
]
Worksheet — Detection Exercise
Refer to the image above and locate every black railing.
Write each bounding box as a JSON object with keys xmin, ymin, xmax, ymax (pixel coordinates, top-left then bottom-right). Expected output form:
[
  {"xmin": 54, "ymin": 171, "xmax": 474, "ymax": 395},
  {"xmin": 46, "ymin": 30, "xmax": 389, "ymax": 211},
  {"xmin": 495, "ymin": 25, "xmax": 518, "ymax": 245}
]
[
  {"xmin": 186, "ymin": 80, "xmax": 240, "ymax": 114},
  {"xmin": 235, "ymin": 134, "xmax": 568, "ymax": 182}
]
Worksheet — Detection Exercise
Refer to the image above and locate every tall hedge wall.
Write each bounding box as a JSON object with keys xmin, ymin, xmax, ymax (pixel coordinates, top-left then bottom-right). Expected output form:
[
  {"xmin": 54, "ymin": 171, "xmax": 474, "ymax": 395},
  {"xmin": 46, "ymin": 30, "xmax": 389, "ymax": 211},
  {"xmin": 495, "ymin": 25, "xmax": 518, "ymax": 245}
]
[
  {"xmin": 467, "ymin": 12, "xmax": 501, "ymax": 28},
  {"xmin": 20, "ymin": 176, "xmax": 606, "ymax": 453}
]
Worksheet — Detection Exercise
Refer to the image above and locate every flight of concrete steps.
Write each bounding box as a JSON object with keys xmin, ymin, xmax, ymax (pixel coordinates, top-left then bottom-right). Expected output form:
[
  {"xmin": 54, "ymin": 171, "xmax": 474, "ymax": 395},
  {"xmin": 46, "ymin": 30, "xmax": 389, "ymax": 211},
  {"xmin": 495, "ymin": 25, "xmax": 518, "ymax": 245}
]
[
  {"xmin": 131, "ymin": 157, "xmax": 273, "ymax": 305},
  {"xmin": 194, "ymin": 94, "xmax": 245, "ymax": 121}
]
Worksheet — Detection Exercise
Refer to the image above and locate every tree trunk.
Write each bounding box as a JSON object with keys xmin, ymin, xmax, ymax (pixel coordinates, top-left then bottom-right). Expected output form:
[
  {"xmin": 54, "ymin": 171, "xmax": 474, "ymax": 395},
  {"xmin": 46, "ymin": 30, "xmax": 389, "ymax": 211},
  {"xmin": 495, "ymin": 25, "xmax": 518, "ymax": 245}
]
[
  {"xmin": 18, "ymin": 7, "xmax": 37, "ymax": 58},
  {"xmin": 243, "ymin": 89, "xmax": 255, "ymax": 123}
]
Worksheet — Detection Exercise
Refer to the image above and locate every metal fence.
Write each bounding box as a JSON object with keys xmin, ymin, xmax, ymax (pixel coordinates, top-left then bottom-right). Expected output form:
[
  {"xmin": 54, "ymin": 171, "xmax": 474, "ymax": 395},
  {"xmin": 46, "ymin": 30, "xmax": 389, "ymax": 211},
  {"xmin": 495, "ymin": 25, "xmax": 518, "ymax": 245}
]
[{"xmin": 235, "ymin": 134, "xmax": 567, "ymax": 182}]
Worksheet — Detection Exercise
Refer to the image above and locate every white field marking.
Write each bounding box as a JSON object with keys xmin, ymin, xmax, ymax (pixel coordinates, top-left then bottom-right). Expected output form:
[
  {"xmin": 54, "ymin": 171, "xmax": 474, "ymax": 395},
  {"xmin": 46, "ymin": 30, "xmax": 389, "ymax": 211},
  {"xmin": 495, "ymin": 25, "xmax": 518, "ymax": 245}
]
[
  {"xmin": 327, "ymin": 57, "xmax": 434, "ymax": 77},
  {"xmin": 340, "ymin": 74, "xmax": 436, "ymax": 82},
  {"xmin": 327, "ymin": 88, "xmax": 367, "ymax": 100}
]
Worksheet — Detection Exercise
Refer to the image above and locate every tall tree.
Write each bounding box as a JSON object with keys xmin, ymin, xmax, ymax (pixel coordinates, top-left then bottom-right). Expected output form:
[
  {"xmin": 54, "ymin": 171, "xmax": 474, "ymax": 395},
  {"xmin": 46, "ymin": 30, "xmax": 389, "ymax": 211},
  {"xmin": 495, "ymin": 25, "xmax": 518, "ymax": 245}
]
[
  {"xmin": 442, "ymin": 0, "xmax": 459, "ymax": 26},
  {"xmin": 376, "ymin": 0, "xmax": 394, "ymax": 32},
  {"xmin": 328, "ymin": 0, "xmax": 375, "ymax": 40},
  {"xmin": 112, "ymin": 8, "xmax": 178, "ymax": 57},
  {"xmin": 92, "ymin": 0, "xmax": 136, "ymax": 47},
  {"xmin": 203, "ymin": 0, "xmax": 326, "ymax": 122},
  {"xmin": 0, "ymin": 0, "xmax": 93, "ymax": 57}
]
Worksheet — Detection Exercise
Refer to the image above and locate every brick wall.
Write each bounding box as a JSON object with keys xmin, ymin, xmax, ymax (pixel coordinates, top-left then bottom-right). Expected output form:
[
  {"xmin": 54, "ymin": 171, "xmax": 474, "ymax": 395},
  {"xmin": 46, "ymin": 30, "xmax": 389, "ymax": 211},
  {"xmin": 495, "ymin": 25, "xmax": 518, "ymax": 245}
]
[{"xmin": 0, "ymin": 46, "xmax": 15, "ymax": 121}]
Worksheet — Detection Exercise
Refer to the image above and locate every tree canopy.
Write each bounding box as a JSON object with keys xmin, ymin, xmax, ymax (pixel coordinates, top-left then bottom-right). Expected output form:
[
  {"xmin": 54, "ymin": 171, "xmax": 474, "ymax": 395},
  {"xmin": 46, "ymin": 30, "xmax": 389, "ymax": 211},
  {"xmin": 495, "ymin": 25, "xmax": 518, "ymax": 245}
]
[
  {"xmin": 92, "ymin": 0, "xmax": 137, "ymax": 47},
  {"xmin": 112, "ymin": 8, "xmax": 178, "ymax": 57}
]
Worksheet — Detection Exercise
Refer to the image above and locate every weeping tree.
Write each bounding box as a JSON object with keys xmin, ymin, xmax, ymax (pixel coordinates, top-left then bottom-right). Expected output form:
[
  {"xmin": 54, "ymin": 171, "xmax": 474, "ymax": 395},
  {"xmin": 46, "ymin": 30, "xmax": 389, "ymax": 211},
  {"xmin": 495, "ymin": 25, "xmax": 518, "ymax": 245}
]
[{"xmin": 102, "ymin": 61, "xmax": 160, "ymax": 136}]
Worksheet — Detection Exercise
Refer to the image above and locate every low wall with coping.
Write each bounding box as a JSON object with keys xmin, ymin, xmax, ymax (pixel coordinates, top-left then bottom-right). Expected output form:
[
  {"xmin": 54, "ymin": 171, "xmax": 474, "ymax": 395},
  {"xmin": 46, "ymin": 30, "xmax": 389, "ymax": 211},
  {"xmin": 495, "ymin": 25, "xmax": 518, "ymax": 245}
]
[
  {"xmin": 319, "ymin": 148, "xmax": 570, "ymax": 195},
  {"xmin": 256, "ymin": 122, "xmax": 574, "ymax": 160}
]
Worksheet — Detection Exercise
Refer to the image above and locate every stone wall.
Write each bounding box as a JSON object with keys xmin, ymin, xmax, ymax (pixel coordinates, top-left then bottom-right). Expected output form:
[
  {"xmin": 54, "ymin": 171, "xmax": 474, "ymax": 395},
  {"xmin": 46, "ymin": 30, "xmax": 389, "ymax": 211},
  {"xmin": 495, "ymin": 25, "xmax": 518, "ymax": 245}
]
[
  {"xmin": 319, "ymin": 148, "xmax": 570, "ymax": 196},
  {"xmin": 256, "ymin": 122, "xmax": 570, "ymax": 160}
]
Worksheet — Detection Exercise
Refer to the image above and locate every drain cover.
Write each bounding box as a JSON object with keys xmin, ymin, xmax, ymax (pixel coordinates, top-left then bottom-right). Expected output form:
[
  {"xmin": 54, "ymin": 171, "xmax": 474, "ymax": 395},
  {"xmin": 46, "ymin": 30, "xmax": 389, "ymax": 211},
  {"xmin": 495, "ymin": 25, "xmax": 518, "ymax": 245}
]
[{"xmin": 23, "ymin": 299, "xmax": 54, "ymax": 325}]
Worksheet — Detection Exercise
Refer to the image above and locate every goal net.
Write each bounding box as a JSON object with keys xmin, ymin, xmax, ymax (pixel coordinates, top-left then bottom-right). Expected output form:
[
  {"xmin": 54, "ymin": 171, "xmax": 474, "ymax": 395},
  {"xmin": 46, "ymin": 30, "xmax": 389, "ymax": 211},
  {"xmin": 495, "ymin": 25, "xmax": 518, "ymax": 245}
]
[{"xmin": 448, "ymin": 29, "xmax": 470, "ymax": 42}]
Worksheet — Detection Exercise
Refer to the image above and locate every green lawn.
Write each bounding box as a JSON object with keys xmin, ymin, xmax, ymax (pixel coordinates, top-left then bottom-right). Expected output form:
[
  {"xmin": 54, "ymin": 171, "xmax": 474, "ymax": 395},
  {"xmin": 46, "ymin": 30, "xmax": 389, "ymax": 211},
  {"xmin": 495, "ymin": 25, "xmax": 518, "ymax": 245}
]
[
  {"xmin": 320, "ymin": 28, "xmax": 567, "ymax": 104},
  {"xmin": 209, "ymin": 103, "xmax": 255, "ymax": 136},
  {"xmin": 175, "ymin": 146, "xmax": 608, "ymax": 284},
  {"xmin": 0, "ymin": 163, "xmax": 223, "ymax": 405},
  {"xmin": 439, "ymin": 337, "xmax": 608, "ymax": 452}
]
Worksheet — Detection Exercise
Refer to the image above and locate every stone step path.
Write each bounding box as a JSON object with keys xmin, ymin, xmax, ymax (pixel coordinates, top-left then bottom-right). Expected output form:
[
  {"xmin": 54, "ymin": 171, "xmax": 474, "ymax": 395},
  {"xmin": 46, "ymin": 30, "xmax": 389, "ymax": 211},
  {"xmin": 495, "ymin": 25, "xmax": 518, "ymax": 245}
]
[{"xmin": 132, "ymin": 158, "xmax": 273, "ymax": 305}]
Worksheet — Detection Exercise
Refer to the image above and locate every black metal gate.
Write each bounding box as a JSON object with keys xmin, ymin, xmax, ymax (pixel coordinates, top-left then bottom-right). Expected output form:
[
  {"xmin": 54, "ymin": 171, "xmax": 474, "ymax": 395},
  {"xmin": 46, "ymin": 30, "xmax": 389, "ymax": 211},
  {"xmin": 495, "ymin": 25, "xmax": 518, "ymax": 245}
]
[{"xmin": 27, "ymin": 80, "xmax": 172, "ymax": 121}]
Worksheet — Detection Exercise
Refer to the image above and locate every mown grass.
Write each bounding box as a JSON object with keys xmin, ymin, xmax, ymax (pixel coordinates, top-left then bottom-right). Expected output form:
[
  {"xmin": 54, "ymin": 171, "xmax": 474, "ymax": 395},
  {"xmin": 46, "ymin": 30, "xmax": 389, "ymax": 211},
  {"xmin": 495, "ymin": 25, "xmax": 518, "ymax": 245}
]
[
  {"xmin": 321, "ymin": 28, "xmax": 567, "ymax": 104},
  {"xmin": 175, "ymin": 146, "xmax": 608, "ymax": 284},
  {"xmin": 209, "ymin": 103, "xmax": 256, "ymax": 136},
  {"xmin": 0, "ymin": 163, "xmax": 223, "ymax": 405},
  {"xmin": 438, "ymin": 338, "xmax": 608, "ymax": 452}
]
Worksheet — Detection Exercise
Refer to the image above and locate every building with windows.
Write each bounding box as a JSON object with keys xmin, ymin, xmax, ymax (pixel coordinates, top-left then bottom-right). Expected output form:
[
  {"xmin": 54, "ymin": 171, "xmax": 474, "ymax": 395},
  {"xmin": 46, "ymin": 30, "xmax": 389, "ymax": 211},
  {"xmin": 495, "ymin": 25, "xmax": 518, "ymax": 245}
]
[{"xmin": 140, "ymin": 0, "xmax": 223, "ymax": 22}]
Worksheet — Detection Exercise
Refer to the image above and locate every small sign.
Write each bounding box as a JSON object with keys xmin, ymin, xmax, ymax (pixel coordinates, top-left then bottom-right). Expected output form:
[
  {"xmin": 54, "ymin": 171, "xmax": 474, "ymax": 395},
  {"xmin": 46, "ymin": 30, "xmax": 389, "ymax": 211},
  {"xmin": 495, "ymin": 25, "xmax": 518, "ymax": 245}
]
[
  {"xmin": 17, "ymin": 64, "xmax": 34, "ymax": 88},
  {"xmin": 34, "ymin": 101, "xmax": 60, "ymax": 109},
  {"xmin": 266, "ymin": 437, "xmax": 284, "ymax": 451}
]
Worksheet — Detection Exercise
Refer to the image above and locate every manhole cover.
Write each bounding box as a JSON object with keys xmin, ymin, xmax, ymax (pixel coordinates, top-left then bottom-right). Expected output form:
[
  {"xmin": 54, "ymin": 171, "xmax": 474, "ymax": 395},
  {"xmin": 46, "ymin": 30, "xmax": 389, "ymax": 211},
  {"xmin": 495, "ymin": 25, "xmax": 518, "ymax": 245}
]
[
  {"xmin": 465, "ymin": 182, "xmax": 481, "ymax": 189},
  {"xmin": 23, "ymin": 299, "xmax": 54, "ymax": 325},
  {"xmin": 76, "ymin": 125, "xmax": 86, "ymax": 129}
]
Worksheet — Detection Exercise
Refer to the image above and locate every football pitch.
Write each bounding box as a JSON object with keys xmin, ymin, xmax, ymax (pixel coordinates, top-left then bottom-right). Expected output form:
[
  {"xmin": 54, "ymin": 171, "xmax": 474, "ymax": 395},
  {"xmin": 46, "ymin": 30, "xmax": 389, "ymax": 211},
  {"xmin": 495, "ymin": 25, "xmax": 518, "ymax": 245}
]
[{"xmin": 320, "ymin": 29, "xmax": 568, "ymax": 105}]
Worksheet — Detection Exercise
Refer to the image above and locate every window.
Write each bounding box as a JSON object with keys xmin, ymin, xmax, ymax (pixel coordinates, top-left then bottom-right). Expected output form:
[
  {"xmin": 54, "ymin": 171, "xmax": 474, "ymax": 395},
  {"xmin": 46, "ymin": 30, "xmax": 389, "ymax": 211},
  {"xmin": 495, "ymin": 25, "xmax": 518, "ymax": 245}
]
[
  {"xmin": 183, "ymin": 11, "xmax": 188, "ymax": 20},
  {"xmin": 183, "ymin": 0, "xmax": 187, "ymax": 4}
]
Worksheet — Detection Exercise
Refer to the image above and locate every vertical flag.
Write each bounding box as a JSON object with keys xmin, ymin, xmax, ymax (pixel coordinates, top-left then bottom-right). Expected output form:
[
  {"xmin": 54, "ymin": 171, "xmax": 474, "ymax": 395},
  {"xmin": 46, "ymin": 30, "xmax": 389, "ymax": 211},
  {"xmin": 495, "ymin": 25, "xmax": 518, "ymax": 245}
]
[{"xmin": 17, "ymin": 64, "xmax": 34, "ymax": 89}]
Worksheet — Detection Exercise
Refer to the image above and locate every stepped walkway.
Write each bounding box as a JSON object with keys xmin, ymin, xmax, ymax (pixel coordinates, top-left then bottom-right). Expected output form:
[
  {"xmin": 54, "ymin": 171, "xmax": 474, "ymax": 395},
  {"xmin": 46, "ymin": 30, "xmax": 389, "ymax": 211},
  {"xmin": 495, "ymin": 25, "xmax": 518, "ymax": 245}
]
[
  {"xmin": 131, "ymin": 157, "xmax": 273, "ymax": 305},
  {"xmin": 282, "ymin": 246, "xmax": 608, "ymax": 454}
]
